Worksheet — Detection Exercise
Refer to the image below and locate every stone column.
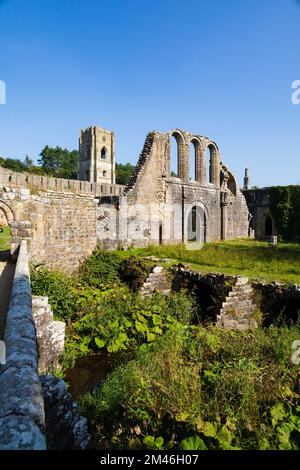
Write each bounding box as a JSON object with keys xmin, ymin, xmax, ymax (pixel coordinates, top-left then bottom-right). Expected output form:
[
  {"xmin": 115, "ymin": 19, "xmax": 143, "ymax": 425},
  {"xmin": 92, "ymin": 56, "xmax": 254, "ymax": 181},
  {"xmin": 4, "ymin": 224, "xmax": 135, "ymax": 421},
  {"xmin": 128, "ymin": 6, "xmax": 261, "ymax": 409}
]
[
  {"xmin": 178, "ymin": 143, "xmax": 190, "ymax": 183},
  {"xmin": 220, "ymin": 192, "xmax": 228, "ymax": 240},
  {"xmin": 211, "ymin": 156, "xmax": 220, "ymax": 187},
  {"xmin": 197, "ymin": 149, "xmax": 206, "ymax": 184}
]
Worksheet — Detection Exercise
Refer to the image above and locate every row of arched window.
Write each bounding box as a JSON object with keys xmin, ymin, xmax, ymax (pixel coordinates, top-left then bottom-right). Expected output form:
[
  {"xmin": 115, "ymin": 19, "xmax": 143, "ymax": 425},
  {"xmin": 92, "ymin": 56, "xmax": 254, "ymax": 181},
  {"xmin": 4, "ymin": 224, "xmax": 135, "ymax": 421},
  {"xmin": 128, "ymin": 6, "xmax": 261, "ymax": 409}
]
[{"xmin": 170, "ymin": 132, "xmax": 219, "ymax": 186}]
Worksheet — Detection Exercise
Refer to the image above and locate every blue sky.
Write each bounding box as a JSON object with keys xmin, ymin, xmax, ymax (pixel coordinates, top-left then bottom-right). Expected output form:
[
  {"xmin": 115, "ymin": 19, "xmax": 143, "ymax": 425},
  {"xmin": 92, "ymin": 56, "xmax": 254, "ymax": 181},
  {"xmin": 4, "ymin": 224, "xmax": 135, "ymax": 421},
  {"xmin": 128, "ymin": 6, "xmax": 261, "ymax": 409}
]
[{"xmin": 0, "ymin": 0, "xmax": 300, "ymax": 187}]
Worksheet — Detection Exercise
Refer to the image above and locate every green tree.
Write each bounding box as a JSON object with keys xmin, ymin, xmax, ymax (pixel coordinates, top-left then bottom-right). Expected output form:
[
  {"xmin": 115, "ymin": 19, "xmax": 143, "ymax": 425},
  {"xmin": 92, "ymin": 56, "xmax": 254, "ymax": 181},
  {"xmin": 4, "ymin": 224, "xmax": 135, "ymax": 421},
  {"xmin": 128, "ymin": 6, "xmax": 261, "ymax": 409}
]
[
  {"xmin": 0, "ymin": 156, "xmax": 27, "ymax": 172},
  {"xmin": 38, "ymin": 146, "xmax": 79, "ymax": 179},
  {"xmin": 115, "ymin": 162, "xmax": 135, "ymax": 185}
]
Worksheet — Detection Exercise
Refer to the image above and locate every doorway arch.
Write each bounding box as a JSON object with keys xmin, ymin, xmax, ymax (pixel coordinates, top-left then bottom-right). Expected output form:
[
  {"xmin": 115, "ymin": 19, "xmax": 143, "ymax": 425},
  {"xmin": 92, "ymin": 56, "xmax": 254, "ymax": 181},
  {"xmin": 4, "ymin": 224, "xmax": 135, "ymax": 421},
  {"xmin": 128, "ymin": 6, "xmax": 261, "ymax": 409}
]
[
  {"xmin": 186, "ymin": 203, "xmax": 207, "ymax": 244},
  {"xmin": 265, "ymin": 216, "xmax": 273, "ymax": 237},
  {"xmin": 0, "ymin": 201, "xmax": 14, "ymax": 259}
]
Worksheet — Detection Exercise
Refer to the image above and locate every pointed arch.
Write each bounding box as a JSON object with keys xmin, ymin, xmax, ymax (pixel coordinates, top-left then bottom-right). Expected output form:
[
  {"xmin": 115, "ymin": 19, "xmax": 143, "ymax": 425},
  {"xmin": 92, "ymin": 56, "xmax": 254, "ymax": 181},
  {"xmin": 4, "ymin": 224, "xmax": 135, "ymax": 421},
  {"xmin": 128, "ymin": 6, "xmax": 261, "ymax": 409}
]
[
  {"xmin": 205, "ymin": 142, "xmax": 220, "ymax": 187},
  {"xmin": 169, "ymin": 130, "xmax": 188, "ymax": 181}
]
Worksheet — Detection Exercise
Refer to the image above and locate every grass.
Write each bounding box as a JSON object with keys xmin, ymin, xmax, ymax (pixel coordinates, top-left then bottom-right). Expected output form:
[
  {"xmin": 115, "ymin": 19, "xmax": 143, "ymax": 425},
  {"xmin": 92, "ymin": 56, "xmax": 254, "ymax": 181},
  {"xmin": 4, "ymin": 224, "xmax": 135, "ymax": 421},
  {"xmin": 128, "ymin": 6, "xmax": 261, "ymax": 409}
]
[
  {"xmin": 114, "ymin": 239, "xmax": 300, "ymax": 285},
  {"xmin": 0, "ymin": 225, "xmax": 11, "ymax": 251}
]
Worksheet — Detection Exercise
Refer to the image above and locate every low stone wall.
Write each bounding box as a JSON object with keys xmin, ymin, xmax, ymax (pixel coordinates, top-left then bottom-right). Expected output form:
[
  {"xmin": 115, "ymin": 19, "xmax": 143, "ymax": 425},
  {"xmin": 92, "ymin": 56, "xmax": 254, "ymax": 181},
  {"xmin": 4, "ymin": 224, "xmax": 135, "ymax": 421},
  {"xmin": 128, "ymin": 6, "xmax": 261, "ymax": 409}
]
[
  {"xmin": 41, "ymin": 375, "xmax": 91, "ymax": 450},
  {"xmin": 0, "ymin": 166, "xmax": 124, "ymax": 197},
  {"xmin": 253, "ymin": 281, "xmax": 300, "ymax": 326},
  {"xmin": 32, "ymin": 297, "xmax": 65, "ymax": 374},
  {"xmin": 0, "ymin": 241, "xmax": 46, "ymax": 450},
  {"xmin": 171, "ymin": 267, "xmax": 236, "ymax": 322}
]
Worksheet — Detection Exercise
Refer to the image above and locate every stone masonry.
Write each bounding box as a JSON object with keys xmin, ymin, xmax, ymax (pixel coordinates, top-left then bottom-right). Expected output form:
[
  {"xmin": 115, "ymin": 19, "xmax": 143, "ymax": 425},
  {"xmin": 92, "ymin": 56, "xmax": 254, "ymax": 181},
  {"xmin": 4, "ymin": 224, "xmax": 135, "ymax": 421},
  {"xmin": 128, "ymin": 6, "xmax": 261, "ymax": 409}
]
[
  {"xmin": 140, "ymin": 265, "xmax": 170, "ymax": 296},
  {"xmin": 217, "ymin": 276, "xmax": 258, "ymax": 330},
  {"xmin": 32, "ymin": 296, "xmax": 65, "ymax": 374}
]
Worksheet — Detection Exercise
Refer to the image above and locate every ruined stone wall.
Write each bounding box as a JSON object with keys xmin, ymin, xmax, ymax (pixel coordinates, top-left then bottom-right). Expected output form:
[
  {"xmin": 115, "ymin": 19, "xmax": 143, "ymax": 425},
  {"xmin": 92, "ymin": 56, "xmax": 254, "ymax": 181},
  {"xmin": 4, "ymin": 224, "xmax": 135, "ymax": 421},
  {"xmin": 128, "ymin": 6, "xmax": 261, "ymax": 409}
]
[
  {"xmin": 0, "ymin": 186, "xmax": 98, "ymax": 272},
  {"xmin": 124, "ymin": 131, "xmax": 249, "ymax": 244},
  {"xmin": 96, "ymin": 130, "xmax": 250, "ymax": 248},
  {"xmin": 32, "ymin": 297, "xmax": 65, "ymax": 374},
  {"xmin": 243, "ymin": 188, "xmax": 277, "ymax": 240},
  {"xmin": 0, "ymin": 166, "xmax": 124, "ymax": 197}
]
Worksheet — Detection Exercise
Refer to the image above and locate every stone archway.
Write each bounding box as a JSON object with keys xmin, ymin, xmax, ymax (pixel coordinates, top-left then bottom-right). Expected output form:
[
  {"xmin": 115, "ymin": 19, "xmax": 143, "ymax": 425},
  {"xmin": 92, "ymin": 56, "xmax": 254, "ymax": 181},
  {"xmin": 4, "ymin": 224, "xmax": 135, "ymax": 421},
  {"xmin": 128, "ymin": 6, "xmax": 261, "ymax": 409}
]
[
  {"xmin": 170, "ymin": 130, "xmax": 189, "ymax": 181},
  {"xmin": 265, "ymin": 216, "xmax": 273, "ymax": 237},
  {"xmin": 186, "ymin": 202, "xmax": 208, "ymax": 245},
  {"xmin": 0, "ymin": 201, "xmax": 17, "ymax": 255},
  {"xmin": 205, "ymin": 142, "xmax": 220, "ymax": 188}
]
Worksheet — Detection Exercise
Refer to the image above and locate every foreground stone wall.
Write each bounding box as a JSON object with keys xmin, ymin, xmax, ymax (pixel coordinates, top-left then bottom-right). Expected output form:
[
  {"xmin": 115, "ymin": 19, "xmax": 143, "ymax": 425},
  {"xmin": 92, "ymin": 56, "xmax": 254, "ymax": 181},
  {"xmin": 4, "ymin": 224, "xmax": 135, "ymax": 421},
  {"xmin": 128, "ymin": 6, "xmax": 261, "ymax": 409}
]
[
  {"xmin": 32, "ymin": 297, "xmax": 65, "ymax": 374},
  {"xmin": 0, "ymin": 241, "xmax": 46, "ymax": 450}
]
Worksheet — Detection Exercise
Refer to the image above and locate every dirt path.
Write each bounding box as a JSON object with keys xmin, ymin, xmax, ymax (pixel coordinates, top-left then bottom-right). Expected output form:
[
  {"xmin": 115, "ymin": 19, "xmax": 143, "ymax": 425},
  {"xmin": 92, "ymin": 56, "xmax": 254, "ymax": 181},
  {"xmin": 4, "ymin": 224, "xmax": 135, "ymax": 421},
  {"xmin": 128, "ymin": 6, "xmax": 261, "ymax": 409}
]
[{"xmin": 0, "ymin": 256, "xmax": 15, "ymax": 340}]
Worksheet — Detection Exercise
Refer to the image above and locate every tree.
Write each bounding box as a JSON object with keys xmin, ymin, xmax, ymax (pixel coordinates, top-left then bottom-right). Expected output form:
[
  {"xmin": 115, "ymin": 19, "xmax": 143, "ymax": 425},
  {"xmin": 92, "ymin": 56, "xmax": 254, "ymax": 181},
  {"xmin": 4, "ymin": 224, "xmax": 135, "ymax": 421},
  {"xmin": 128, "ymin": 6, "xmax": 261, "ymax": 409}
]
[
  {"xmin": 0, "ymin": 156, "xmax": 27, "ymax": 172},
  {"xmin": 115, "ymin": 163, "xmax": 135, "ymax": 185},
  {"xmin": 38, "ymin": 146, "xmax": 79, "ymax": 179}
]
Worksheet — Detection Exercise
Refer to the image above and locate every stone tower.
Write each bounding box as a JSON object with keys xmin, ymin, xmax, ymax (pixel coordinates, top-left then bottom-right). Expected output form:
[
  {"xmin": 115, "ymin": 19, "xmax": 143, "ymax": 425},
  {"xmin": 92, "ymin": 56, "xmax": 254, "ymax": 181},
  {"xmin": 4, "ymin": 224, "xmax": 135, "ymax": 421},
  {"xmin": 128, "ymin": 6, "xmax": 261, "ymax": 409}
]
[
  {"xmin": 243, "ymin": 168, "xmax": 250, "ymax": 190},
  {"xmin": 78, "ymin": 126, "xmax": 116, "ymax": 184}
]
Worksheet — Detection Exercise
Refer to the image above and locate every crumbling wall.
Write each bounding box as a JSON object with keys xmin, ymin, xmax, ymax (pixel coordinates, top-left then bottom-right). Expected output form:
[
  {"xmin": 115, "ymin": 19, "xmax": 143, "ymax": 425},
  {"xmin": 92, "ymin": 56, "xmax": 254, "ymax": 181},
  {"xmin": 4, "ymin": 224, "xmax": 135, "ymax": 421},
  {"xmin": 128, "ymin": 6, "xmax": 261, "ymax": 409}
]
[{"xmin": 0, "ymin": 187, "xmax": 98, "ymax": 272}]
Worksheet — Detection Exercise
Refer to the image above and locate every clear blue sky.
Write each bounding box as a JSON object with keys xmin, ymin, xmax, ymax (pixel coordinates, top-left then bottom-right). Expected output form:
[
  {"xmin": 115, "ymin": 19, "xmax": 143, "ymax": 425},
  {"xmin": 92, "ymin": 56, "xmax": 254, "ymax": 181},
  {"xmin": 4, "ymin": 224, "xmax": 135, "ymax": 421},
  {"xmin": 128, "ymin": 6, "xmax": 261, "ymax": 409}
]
[{"xmin": 0, "ymin": 0, "xmax": 300, "ymax": 187}]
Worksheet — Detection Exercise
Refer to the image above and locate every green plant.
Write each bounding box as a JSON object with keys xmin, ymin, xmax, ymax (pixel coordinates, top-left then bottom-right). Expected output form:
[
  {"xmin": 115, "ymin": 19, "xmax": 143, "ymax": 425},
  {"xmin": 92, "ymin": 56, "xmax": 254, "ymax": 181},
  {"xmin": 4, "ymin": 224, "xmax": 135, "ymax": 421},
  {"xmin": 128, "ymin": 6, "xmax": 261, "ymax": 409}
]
[
  {"xmin": 31, "ymin": 265, "xmax": 78, "ymax": 320},
  {"xmin": 179, "ymin": 436, "xmax": 207, "ymax": 450},
  {"xmin": 78, "ymin": 250, "xmax": 121, "ymax": 289},
  {"xmin": 269, "ymin": 186, "xmax": 300, "ymax": 241},
  {"xmin": 80, "ymin": 324, "xmax": 300, "ymax": 450}
]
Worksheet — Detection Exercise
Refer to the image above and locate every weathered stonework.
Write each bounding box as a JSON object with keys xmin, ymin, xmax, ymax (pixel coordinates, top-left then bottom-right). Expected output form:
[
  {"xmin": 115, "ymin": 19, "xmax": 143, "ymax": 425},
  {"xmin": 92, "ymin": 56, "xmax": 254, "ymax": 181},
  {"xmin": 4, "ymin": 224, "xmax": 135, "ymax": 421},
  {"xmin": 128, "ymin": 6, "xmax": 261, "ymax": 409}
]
[
  {"xmin": 96, "ymin": 129, "xmax": 249, "ymax": 249},
  {"xmin": 243, "ymin": 188, "xmax": 277, "ymax": 240},
  {"xmin": 32, "ymin": 296, "xmax": 65, "ymax": 374},
  {"xmin": 217, "ymin": 276, "xmax": 258, "ymax": 331},
  {"xmin": 0, "ymin": 241, "xmax": 46, "ymax": 450},
  {"xmin": 0, "ymin": 126, "xmax": 250, "ymax": 271},
  {"xmin": 78, "ymin": 126, "xmax": 116, "ymax": 184},
  {"xmin": 40, "ymin": 375, "xmax": 91, "ymax": 450},
  {"xmin": 0, "ymin": 186, "xmax": 99, "ymax": 272}
]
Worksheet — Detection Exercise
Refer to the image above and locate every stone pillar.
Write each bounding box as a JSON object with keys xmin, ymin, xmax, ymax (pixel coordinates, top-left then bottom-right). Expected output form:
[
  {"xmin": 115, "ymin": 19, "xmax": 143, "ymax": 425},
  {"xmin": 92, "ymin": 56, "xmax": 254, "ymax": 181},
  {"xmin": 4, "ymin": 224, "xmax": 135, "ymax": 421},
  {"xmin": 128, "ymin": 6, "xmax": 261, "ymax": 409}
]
[
  {"xmin": 211, "ymin": 154, "xmax": 220, "ymax": 188},
  {"xmin": 178, "ymin": 143, "xmax": 190, "ymax": 183},
  {"xmin": 243, "ymin": 168, "xmax": 250, "ymax": 190},
  {"xmin": 220, "ymin": 192, "xmax": 228, "ymax": 240},
  {"xmin": 197, "ymin": 149, "xmax": 206, "ymax": 184}
]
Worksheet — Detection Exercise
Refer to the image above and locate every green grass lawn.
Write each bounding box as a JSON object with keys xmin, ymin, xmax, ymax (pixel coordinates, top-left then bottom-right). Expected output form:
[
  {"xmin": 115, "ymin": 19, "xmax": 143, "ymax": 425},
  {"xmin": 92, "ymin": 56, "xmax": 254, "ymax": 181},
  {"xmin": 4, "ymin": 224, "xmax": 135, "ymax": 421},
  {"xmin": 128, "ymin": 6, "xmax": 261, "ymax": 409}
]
[
  {"xmin": 0, "ymin": 225, "xmax": 11, "ymax": 251},
  {"xmin": 116, "ymin": 239, "xmax": 300, "ymax": 285}
]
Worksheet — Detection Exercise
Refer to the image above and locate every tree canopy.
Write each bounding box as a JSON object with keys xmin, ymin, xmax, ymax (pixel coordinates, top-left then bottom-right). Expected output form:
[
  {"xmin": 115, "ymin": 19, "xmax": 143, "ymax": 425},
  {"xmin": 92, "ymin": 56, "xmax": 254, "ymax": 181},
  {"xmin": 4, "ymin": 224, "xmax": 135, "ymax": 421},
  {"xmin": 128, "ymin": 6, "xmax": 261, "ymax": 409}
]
[
  {"xmin": 0, "ymin": 149, "xmax": 135, "ymax": 183},
  {"xmin": 115, "ymin": 162, "xmax": 135, "ymax": 185}
]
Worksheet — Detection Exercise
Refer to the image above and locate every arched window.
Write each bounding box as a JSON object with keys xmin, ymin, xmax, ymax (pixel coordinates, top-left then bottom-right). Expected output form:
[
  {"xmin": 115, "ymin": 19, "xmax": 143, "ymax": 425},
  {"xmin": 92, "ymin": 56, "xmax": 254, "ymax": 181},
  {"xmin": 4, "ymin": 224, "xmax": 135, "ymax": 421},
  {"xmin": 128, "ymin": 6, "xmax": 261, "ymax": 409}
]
[
  {"xmin": 102, "ymin": 170, "xmax": 107, "ymax": 178},
  {"xmin": 170, "ymin": 135, "xmax": 179, "ymax": 177},
  {"xmin": 265, "ymin": 216, "xmax": 273, "ymax": 237},
  {"xmin": 101, "ymin": 147, "xmax": 107, "ymax": 159},
  {"xmin": 205, "ymin": 144, "xmax": 219, "ymax": 186},
  {"xmin": 170, "ymin": 131, "xmax": 186, "ymax": 179}
]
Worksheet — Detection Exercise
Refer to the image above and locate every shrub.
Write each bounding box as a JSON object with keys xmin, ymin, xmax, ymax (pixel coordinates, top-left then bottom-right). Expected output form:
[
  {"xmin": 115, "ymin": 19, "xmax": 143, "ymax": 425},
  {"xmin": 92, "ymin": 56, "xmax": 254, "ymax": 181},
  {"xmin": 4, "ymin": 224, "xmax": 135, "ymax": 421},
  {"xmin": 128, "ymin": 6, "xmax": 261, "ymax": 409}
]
[
  {"xmin": 78, "ymin": 250, "xmax": 121, "ymax": 289},
  {"xmin": 31, "ymin": 266, "xmax": 78, "ymax": 321},
  {"xmin": 80, "ymin": 325, "xmax": 300, "ymax": 450},
  {"xmin": 118, "ymin": 256, "xmax": 153, "ymax": 290},
  {"xmin": 68, "ymin": 290, "xmax": 197, "ymax": 356}
]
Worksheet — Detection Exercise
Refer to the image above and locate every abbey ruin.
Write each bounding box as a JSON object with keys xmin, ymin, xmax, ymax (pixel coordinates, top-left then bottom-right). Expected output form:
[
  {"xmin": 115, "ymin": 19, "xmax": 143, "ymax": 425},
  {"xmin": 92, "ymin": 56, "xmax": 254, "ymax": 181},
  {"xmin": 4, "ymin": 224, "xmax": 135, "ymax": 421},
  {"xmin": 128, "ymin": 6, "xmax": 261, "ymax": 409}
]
[{"xmin": 0, "ymin": 126, "xmax": 250, "ymax": 271}]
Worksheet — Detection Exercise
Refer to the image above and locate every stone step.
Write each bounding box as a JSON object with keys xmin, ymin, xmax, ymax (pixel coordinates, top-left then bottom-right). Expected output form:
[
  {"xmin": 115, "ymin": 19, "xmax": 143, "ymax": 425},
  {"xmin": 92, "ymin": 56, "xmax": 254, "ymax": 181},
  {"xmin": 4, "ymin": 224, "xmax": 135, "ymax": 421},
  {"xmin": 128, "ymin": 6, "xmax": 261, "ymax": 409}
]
[
  {"xmin": 235, "ymin": 276, "xmax": 249, "ymax": 286},
  {"xmin": 224, "ymin": 298, "xmax": 253, "ymax": 307},
  {"xmin": 232, "ymin": 286, "xmax": 253, "ymax": 294}
]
